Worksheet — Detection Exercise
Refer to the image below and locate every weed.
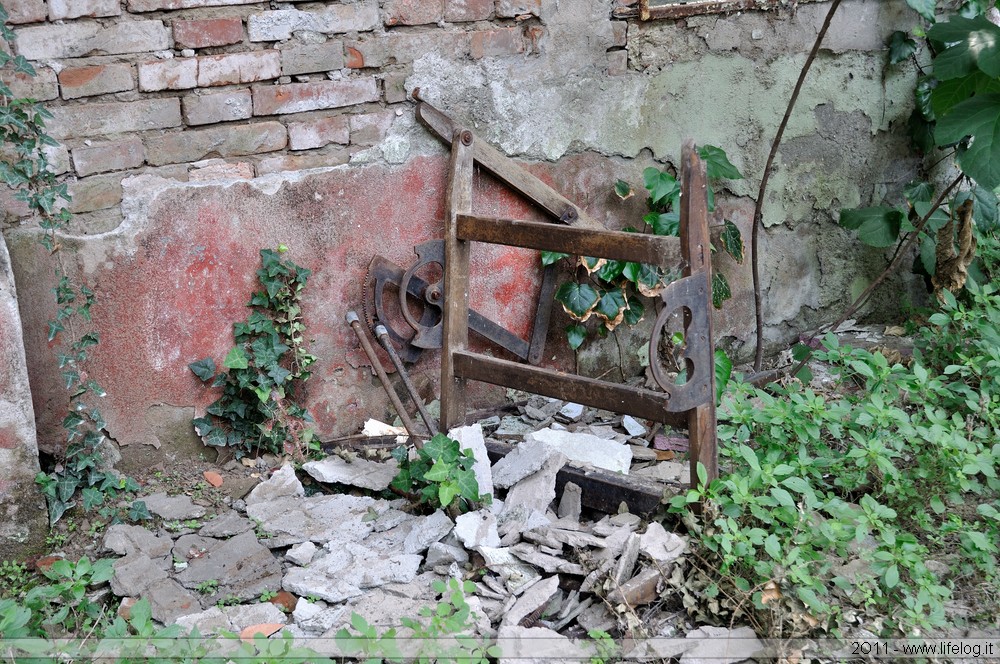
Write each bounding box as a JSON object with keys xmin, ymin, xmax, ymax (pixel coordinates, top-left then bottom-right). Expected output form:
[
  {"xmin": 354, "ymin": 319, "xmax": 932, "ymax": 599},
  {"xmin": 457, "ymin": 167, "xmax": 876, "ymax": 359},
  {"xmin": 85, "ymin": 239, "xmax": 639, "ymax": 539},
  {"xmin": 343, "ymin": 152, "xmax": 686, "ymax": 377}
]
[
  {"xmin": 259, "ymin": 590, "xmax": 277, "ymax": 602},
  {"xmin": 390, "ymin": 433, "xmax": 489, "ymax": 514},
  {"xmin": 195, "ymin": 580, "xmax": 219, "ymax": 595}
]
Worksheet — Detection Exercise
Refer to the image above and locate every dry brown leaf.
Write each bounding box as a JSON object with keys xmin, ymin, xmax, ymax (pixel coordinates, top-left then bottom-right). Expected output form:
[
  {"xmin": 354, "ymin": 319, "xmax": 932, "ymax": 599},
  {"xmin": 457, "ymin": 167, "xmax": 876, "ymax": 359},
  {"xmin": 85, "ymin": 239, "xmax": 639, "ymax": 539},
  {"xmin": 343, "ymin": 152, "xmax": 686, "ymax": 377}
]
[{"xmin": 761, "ymin": 580, "xmax": 782, "ymax": 605}]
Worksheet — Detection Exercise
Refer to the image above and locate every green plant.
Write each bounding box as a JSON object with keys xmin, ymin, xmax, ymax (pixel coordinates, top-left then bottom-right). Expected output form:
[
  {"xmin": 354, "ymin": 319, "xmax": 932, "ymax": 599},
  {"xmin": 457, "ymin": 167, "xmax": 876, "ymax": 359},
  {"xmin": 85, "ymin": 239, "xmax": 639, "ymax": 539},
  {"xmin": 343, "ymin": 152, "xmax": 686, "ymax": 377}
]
[
  {"xmin": 670, "ymin": 269, "xmax": 1000, "ymax": 637},
  {"xmin": 195, "ymin": 580, "xmax": 219, "ymax": 595},
  {"xmin": 390, "ymin": 433, "xmax": 488, "ymax": 514},
  {"xmin": 545, "ymin": 144, "xmax": 744, "ymax": 349},
  {"xmin": 21, "ymin": 557, "xmax": 114, "ymax": 635},
  {"xmin": 259, "ymin": 590, "xmax": 277, "ymax": 602},
  {"xmin": 587, "ymin": 628, "xmax": 618, "ymax": 664},
  {"xmin": 190, "ymin": 246, "xmax": 317, "ymax": 458},
  {"xmin": 0, "ymin": 560, "xmax": 35, "ymax": 599}
]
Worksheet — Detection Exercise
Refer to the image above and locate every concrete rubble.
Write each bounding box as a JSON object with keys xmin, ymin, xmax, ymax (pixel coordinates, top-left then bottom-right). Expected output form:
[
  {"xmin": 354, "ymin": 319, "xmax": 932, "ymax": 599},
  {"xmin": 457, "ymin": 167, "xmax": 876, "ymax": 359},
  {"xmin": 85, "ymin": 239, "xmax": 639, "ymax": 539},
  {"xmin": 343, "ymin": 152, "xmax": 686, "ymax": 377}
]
[{"xmin": 94, "ymin": 400, "xmax": 766, "ymax": 661}]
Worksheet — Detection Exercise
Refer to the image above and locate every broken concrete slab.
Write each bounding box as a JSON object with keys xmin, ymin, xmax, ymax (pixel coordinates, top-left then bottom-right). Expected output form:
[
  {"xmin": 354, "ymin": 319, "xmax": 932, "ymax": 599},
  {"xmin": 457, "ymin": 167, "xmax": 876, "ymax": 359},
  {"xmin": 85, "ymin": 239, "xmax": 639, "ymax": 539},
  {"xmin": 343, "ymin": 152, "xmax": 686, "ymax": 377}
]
[
  {"xmin": 449, "ymin": 423, "xmax": 493, "ymax": 499},
  {"xmin": 245, "ymin": 464, "xmax": 304, "ymax": 506},
  {"xmin": 246, "ymin": 493, "xmax": 379, "ymax": 546},
  {"xmin": 175, "ymin": 530, "xmax": 282, "ymax": 603},
  {"xmin": 498, "ymin": 452, "xmax": 566, "ymax": 536},
  {"xmin": 501, "ymin": 575, "xmax": 560, "ymax": 628},
  {"xmin": 509, "ymin": 544, "xmax": 584, "ymax": 576},
  {"xmin": 110, "ymin": 553, "xmax": 169, "ymax": 597},
  {"xmin": 172, "ymin": 533, "xmax": 218, "ymax": 564},
  {"xmin": 102, "ymin": 524, "xmax": 172, "ymax": 559},
  {"xmin": 425, "ymin": 541, "xmax": 469, "ymax": 569},
  {"xmin": 146, "ymin": 578, "xmax": 201, "ymax": 624},
  {"xmin": 479, "ymin": 546, "xmax": 542, "ymax": 595},
  {"xmin": 612, "ymin": 533, "xmax": 640, "ymax": 585},
  {"xmin": 607, "ymin": 567, "xmax": 664, "ymax": 606},
  {"xmin": 632, "ymin": 460, "xmax": 689, "ymax": 484},
  {"xmin": 454, "ymin": 509, "xmax": 501, "ymax": 549},
  {"xmin": 402, "ymin": 510, "xmax": 453, "ymax": 554},
  {"xmin": 222, "ymin": 602, "xmax": 287, "ymax": 631},
  {"xmin": 556, "ymin": 402, "xmax": 585, "ymax": 422},
  {"xmin": 622, "ymin": 415, "xmax": 648, "ymax": 437},
  {"xmin": 526, "ymin": 428, "xmax": 631, "ymax": 474},
  {"xmin": 302, "ymin": 456, "xmax": 399, "ymax": 491},
  {"xmin": 282, "ymin": 542, "xmax": 422, "ymax": 604},
  {"xmin": 198, "ymin": 510, "xmax": 253, "ymax": 538},
  {"xmin": 493, "ymin": 415, "xmax": 537, "ymax": 440},
  {"xmin": 293, "ymin": 601, "xmax": 351, "ymax": 635},
  {"xmin": 491, "ymin": 438, "xmax": 564, "ymax": 490},
  {"xmin": 556, "ymin": 482, "xmax": 581, "ymax": 521},
  {"xmin": 141, "ymin": 492, "xmax": 207, "ymax": 520},
  {"xmin": 174, "ymin": 606, "xmax": 232, "ymax": 635},
  {"xmin": 496, "ymin": 625, "xmax": 593, "ymax": 664}
]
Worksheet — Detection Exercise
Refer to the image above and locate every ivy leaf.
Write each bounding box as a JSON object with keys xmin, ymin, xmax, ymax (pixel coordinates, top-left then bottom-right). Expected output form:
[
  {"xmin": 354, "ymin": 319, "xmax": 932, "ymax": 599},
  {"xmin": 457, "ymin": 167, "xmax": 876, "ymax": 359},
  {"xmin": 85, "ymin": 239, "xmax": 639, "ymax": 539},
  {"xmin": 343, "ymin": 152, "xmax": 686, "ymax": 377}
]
[
  {"xmin": 596, "ymin": 259, "xmax": 625, "ymax": 283},
  {"xmin": 888, "ymin": 30, "xmax": 918, "ymax": 65},
  {"xmin": 47, "ymin": 320, "xmax": 64, "ymax": 342},
  {"xmin": 455, "ymin": 468, "xmax": 480, "ymax": 502},
  {"xmin": 56, "ymin": 475, "xmax": 78, "ymax": 503},
  {"xmin": 438, "ymin": 481, "xmax": 459, "ymax": 509},
  {"xmin": 712, "ymin": 273, "xmax": 732, "ymax": 309},
  {"xmin": 223, "ymin": 346, "xmax": 249, "ymax": 370},
  {"xmin": 697, "ymin": 145, "xmax": 743, "ymax": 180},
  {"xmin": 595, "ymin": 288, "xmax": 627, "ymax": 330},
  {"xmin": 643, "ymin": 168, "xmax": 680, "ymax": 207},
  {"xmin": 555, "ymin": 282, "xmax": 600, "ymax": 321},
  {"xmin": 720, "ymin": 220, "xmax": 744, "ymax": 263},
  {"xmin": 903, "ymin": 180, "xmax": 934, "ymax": 205},
  {"xmin": 565, "ymin": 324, "xmax": 587, "ymax": 350},
  {"xmin": 424, "ymin": 460, "xmax": 451, "ymax": 483},
  {"xmin": 541, "ymin": 251, "xmax": 569, "ymax": 267},
  {"xmin": 623, "ymin": 296, "xmax": 644, "ymax": 326},
  {"xmin": 48, "ymin": 499, "xmax": 68, "ymax": 527},
  {"xmin": 646, "ymin": 212, "xmax": 679, "ymax": 236},
  {"xmin": 906, "ymin": 0, "xmax": 937, "ymax": 23},
  {"xmin": 188, "ymin": 357, "xmax": 216, "ymax": 382},
  {"xmin": 929, "ymin": 15, "xmax": 1000, "ymax": 79},
  {"xmin": 613, "ymin": 179, "xmax": 633, "ymax": 200},
  {"xmin": 931, "ymin": 71, "xmax": 1000, "ymax": 118},
  {"xmin": 839, "ymin": 207, "xmax": 905, "ymax": 247},
  {"xmin": 268, "ymin": 365, "xmax": 291, "ymax": 385},
  {"xmin": 935, "ymin": 93, "xmax": 1000, "ymax": 189},
  {"xmin": 82, "ymin": 487, "xmax": 104, "ymax": 510}
]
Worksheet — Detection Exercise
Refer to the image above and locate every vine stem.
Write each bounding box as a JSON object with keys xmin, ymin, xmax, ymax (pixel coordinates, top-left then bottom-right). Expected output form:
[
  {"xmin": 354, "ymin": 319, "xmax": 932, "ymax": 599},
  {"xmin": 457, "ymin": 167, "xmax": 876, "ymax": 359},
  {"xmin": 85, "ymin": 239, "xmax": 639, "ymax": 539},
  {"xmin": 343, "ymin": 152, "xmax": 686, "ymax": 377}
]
[
  {"xmin": 751, "ymin": 0, "xmax": 844, "ymax": 371},
  {"xmin": 789, "ymin": 172, "xmax": 965, "ymax": 378}
]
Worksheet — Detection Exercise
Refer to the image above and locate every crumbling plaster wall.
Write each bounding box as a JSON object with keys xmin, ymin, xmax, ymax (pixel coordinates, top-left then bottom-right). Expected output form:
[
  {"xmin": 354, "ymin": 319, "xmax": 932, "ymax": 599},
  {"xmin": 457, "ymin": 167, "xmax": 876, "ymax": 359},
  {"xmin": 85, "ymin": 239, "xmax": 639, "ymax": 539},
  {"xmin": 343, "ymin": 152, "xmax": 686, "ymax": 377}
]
[{"xmin": 2, "ymin": 0, "xmax": 919, "ymax": 457}]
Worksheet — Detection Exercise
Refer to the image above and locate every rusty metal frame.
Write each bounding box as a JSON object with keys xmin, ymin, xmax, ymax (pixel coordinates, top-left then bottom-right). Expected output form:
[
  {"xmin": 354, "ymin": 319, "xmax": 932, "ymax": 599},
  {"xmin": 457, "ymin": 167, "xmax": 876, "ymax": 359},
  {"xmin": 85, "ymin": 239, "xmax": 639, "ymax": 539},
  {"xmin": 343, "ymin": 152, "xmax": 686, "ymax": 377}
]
[
  {"xmin": 426, "ymin": 99, "xmax": 718, "ymax": 488},
  {"xmin": 636, "ymin": 0, "xmax": 823, "ymax": 21}
]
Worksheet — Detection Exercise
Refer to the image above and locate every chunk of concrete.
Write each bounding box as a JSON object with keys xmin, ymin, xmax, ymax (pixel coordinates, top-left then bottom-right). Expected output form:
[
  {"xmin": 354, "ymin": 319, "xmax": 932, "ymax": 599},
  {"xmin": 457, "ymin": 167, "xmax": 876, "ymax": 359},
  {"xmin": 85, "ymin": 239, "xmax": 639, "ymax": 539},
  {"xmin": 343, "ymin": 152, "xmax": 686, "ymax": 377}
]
[
  {"xmin": 146, "ymin": 578, "xmax": 201, "ymax": 624},
  {"xmin": 491, "ymin": 439, "xmax": 563, "ymax": 490},
  {"xmin": 621, "ymin": 415, "xmax": 647, "ymax": 437},
  {"xmin": 632, "ymin": 460, "xmax": 688, "ymax": 484},
  {"xmin": 425, "ymin": 541, "xmax": 469, "ymax": 568},
  {"xmin": 526, "ymin": 428, "xmax": 631, "ymax": 474},
  {"xmin": 454, "ymin": 510, "xmax": 501, "ymax": 549},
  {"xmin": 245, "ymin": 464, "xmax": 304, "ymax": 506},
  {"xmin": 556, "ymin": 402, "xmax": 585, "ymax": 422},
  {"xmin": 140, "ymin": 492, "xmax": 207, "ymax": 520},
  {"xmin": 499, "ymin": 452, "xmax": 566, "ymax": 536},
  {"xmin": 479, "ymin": 546, "xmax": 541, "ymax": 595},
  {"xmin": 510, "ymin": 544, "xmax": 584, "ymax": 575},
  {"xmin": 402, "ymin": 510, "xmax": 453, "ymax": 554},
  {"xmin": 448, "ymin": 423, "xmax": 494, "ymax": 499},
  {"xmin": 246, "ymin": 493, "xmax": 379, "ymax": 546},
  {"xmin": 496, "ymin": 625, "xmax": 593, "ymax": 664},
  {"xmin": 198, "ymin": 510, "xmax": 253, "ymax": 538},
  {"xmin": 282, "ymin": 542, "xmax": 421, "ymax": 603},
  {"xmin": 110, "ymin": 553, "xmax": 169, "ymax": 597},
  {"xmin": 640, "ymin": 522, "xmax": 686, "ymax": 564},
  {"xmin": 607, "ymin": 567, "xmax": 664, "ymax": 606},
  {"xmin": 501, "ymin": 575, "xmax": 560, "ymax": 628},
  {"xmin": 557, "ymin": 482, "xmax": 581, "ymax": 521},
  {"xmin": 102, "ymin": 524, "xmax": 172, "ymax": 558},
  {"xmin": 286, "ymin": 541, "xmax": 317, "ymax": 566},
  {"xmin": 222, "ymin": 602, "xmax": 287, "ymax": 631},
  {"xmin": 681, "ymin": 625, "xmax": 764, "ymax": 664},
  {"xmin": 175, "ymin": 530, "xmax": 282, "ymax": 602},
  {"xmin": 302, "ymin": 456, "xmax": 399, "ymax": 491}
]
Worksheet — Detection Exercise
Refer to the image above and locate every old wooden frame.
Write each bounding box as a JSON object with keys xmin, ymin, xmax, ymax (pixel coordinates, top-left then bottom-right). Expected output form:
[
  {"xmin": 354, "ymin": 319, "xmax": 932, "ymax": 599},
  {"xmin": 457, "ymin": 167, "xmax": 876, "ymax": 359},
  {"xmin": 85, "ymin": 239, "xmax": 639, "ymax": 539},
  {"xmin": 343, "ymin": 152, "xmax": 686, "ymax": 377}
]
[
  {"xmin": 434, "ymin": 119, "xmax": 718, "ymax": 489},
  {"xmin": 635, "ymin": 0, "xmax": 825, "ymax": 21}
]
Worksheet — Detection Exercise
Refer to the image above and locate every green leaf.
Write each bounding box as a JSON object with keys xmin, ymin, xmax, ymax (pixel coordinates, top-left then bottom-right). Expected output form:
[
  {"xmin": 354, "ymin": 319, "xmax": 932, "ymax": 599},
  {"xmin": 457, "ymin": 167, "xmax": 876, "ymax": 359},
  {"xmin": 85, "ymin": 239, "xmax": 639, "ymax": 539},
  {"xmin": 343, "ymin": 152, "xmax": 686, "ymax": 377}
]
[
  {"xmin": 424, "ymin": 460, "xmax": 452, "ymax": 483},
  {"xmin": 711, "ymin": 272, "xmax": 732, "ymax": 309},
  {"xmin": 565, "ymin": 324, "xmax": 587, "ymax": 350},
  {"xmin": 764, "ymin": 534, "xmax": 781, "ymax": 559},
  {"xmin": 906, "ymin": 0, "xmax": 936, "ymax": 22},
  {"xmin": 646, "ymin": 212, "xmax": 679, "ymax": 236},
  {"xmin": 935, "ymin": 93, "xmax": 1000, "ymax": 189},
  {"xmin": 839, "ymin": 207, "xmax": 904, "ymax": 247},
  {"xmin": 643, "ymin": 167, "xmax": 680, "ymax": 207},
  {"xmin": 698, "ymin": 145, "xmax": 743, "ymax": 180},
  {"xmin": 595, "ymin": 288, "xmax": 627, "ymax": 326},
  {"xmin": 223, "ymin": 346, "xmax": 249, "ymax": 370},
  {"xmin": 455, "ymin": 468, "xmax": 480, "ymax": 502},
  {"xmin": 623, "ymin": 296, "xmax": 644, "ymax": 326},
  {"xmin": 596, "ymin": 259, "xmax": 625, "ymax": 283},
  {"xmin": 903, "ymin": 180, "xmax": 934, "ymax": 205},
  {"xmin": 909, "ymin": 109, "xmax": 937, "ymax": 153},
  {"xmin": 188, "ymin": 357, "xmax": 216, "ymax": 382},
  {"xmin": 972, "ymin": 184, "xmax": 1000, "ymax": 230},
  {"xmin": 47, "ymin": 319, "xmax": 64, "ymax": 342},
  {"xmin": 555, "ymin": 281, "xmax": 600, "ymax": 319},
  {"xmin": 929, "ymin": 15, "xmax": 1000, "ymax": 79},
  {"xmin": 82, "ymin": 487, "xmax": 104, "ymax": 510},
  {"xmin": 888, "ymin": 30, "xmax": 918, "ymax": 64},
  {"xmin": 438, "ymin": 481, "xmax": 459, "ymax": 509},
  {"xmin": 738, "ymin": 444, "xmax": 761, "ymax": 472},
  {"xmin": 930, "ymin": 495, "xmax": 946, "ymax": 513},
  {"xmin": 720, "ymin": 220, "xmax": 744, "ymax": 263},
  {"xmin": 931, "ymin": 71, "xmax": 1000, "ymax": 118},
  {"xmin": 541, "ymin": 251, "xmax": 569, "ymax": 267},
  {"xmin": 885, "ymin": 564, "xmax": 900, "ymax": 588},
  {"xmin": 614, "ymin": 179, "xmax": 633, "ymax": 200},
  {"xmin": 771, "ymin": 487, "xmax": 796, "ymax": 509},
  {"xmin": 714, "ymin": 349, "xmax": 732, "ymax": 403}
]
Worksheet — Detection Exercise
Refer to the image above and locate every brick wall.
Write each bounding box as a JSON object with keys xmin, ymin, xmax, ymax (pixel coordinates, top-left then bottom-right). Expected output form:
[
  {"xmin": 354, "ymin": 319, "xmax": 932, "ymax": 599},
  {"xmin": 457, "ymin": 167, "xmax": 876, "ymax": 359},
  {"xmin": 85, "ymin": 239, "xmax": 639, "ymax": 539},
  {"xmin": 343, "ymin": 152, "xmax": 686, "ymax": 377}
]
[{"xmin": 4, "ymin": 0, "xmax": 537, "ymax": 231}]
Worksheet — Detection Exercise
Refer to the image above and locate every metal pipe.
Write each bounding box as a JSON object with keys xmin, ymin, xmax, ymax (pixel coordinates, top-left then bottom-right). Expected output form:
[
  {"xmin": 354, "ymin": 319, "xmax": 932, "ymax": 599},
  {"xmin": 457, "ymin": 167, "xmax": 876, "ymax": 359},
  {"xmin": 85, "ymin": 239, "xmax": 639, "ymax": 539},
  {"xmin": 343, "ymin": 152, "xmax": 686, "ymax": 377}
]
[
  {"xmin": 375, "ymin": 324, "xmax": 439, "ymax": 436},
  {"xmin": 346, "ymin": 311, "xmax": 422, "ymax": 446}
]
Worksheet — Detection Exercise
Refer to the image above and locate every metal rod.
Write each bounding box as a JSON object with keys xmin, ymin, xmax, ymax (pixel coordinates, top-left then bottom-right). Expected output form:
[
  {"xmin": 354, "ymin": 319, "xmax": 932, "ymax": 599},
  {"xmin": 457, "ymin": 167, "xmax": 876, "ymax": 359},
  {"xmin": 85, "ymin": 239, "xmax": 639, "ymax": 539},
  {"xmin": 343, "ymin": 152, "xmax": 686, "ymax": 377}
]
[
  {"xmin": 346, "ymin": 311, "xmax": 422, "ymax": 446},
  {"xmin": 375, "ymin": 324, "xmax": 439, "ymax": 436}
]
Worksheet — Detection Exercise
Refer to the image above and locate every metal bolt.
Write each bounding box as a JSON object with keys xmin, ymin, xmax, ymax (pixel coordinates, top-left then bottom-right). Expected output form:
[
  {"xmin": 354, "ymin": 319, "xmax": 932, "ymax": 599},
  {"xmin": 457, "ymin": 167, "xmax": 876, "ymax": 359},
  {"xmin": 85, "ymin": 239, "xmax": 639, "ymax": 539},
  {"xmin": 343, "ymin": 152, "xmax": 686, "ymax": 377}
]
[
  {"xmin": 461, "ymin": 130, "xmax": 473, "ymax": 146},
  {"xmin": 561, "ymin": 206, "xmax": 578, "ymax": 222}
]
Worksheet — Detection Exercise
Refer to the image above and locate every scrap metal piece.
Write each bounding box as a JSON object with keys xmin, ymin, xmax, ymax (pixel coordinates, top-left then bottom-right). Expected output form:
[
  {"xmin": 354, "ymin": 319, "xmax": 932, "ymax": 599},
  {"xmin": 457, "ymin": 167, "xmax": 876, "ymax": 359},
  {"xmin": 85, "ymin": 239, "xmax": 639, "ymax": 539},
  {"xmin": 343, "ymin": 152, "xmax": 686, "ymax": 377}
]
[
  {"xmin": 647, "ymin": 270, "xmax": 713, "ymax": 413},
  {"xmin": 364, "ymin": 255, "xmax": 439, "ymax": 363},
  {"xmin": 398, "ymin": 239, "xmax": 446, "ymax": 349},
  {"xmin": 375, "ymin": 324, "xmax": 439, "ymax": 436},
  {"xmin": 346, "ymin": 310, "xmax": 423, "ymax": 444}
]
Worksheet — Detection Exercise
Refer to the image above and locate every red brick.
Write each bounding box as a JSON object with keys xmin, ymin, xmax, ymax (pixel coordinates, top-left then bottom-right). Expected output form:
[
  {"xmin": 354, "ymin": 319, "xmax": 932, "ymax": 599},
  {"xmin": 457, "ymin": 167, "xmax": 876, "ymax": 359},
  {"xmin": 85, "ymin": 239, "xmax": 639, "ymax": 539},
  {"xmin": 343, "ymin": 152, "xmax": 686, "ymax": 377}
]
[
  {"xmin": 144, "ymin": 122, "xmax": 286, "ymax": 165},
  {"xmin": 189, "ymin": 160, "xmax": 255, "ymax": 180},
  {"xmin": 345, "ymin": 32, "xmax": 470, "ymax": 68},
  {"xmin": 48, "ymin": 0, "xmax": 120, "ymax": 20},
  {"xmin": 252, "ymin": 78, "xmax": 378, "ymax": 116},
  {"xmin": 384, "ymin": 0, "xmax": 444, "ymax": 26},
  {"xmin": 349, "ymin": 110, "xmax": 393, "ymax": 146},
  {"xmin": 256, "ymin": 150, "xmax": 349, "ymax": 175},
  {"xmin": 288, "ymin": 115, "xmax": 349, "ymax": 150},
  {"xmin": 139, "ymin": 58, "xmax": 198, "ymax": 92},
  {"xmin": 60, "ymin": 63, "xmax": 134, "ymax": 99},
  {"xmin": 470, "ymin": 27, "xmax": 525, "ymax": 59},
  {"xmin": 1, "ymin": 66, "xmax": 57, "ymax": 100},
  {"xmin": 445, "ymin": 0, "xmax": 492, "ymax": 22},
  {"xmin": 5, "ymin": 0, "xmax": 46, "ymax": 23},
  {"xmin": 47, "ymin": 98, "xmax": 181, "ymax": 139},
  {"xmin": 173, "ymin": 18, "xmax": 244, "ymax": 49},
  {"xmin": 182, "ymin": 89, "xmax": 252, "ymax": 125},
  {"xmin": 611, "ymin": 20, "xmax": 627, "ymax": 47},
  {"xmin": 72, "ymin": 138, "xmax": 145, "ymax": 176},
  {"xmin": 197, "ymin": 51, "xmax": 280, "ymax": 87}
]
